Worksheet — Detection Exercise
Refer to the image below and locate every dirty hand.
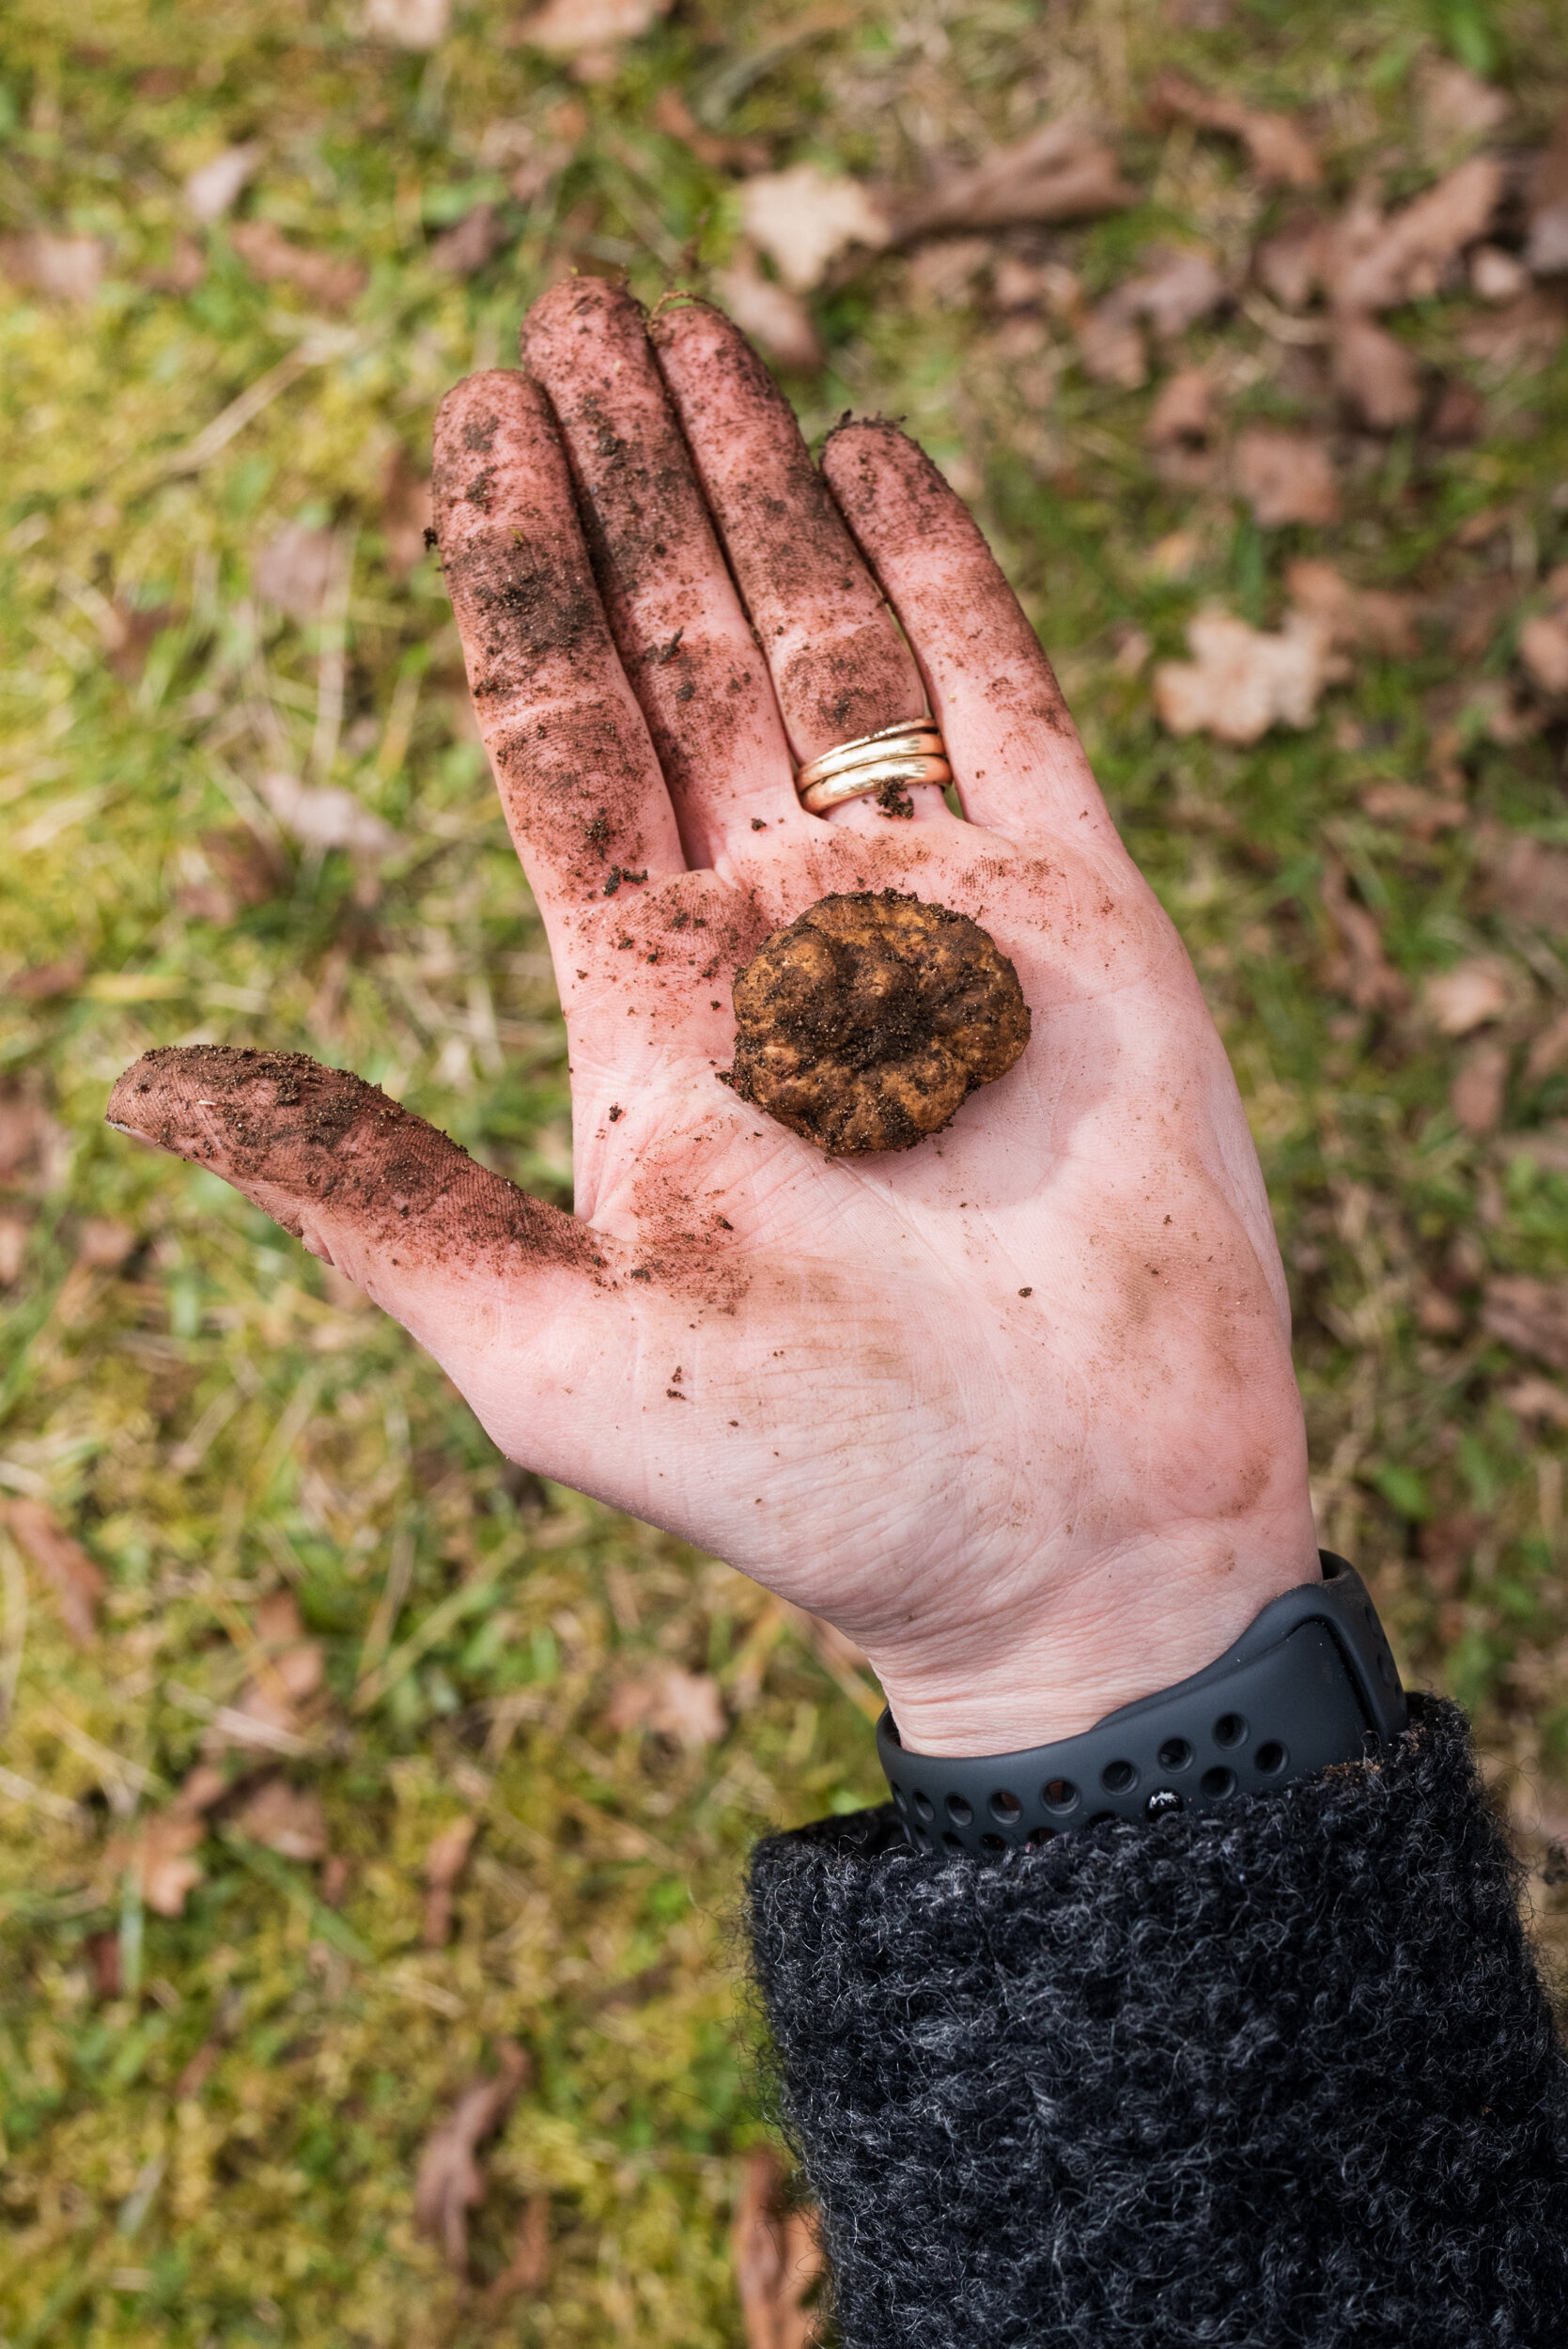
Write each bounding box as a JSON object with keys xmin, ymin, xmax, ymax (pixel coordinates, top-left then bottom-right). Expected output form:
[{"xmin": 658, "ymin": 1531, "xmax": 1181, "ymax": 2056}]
[{"xmin": 109, "ymin": 282, "xmax": 1317, "ymax": 1758}]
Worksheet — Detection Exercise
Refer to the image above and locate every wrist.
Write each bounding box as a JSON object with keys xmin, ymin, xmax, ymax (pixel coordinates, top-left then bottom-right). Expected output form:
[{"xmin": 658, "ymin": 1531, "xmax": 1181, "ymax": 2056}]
[{"xmin": 866, "ymin": 1515, "xmax": 1322, "ymax": 1760}]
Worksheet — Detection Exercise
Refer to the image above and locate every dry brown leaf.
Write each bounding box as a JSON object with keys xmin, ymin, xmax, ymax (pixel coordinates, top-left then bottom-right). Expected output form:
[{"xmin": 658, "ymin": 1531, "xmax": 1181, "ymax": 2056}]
[
  {"xmin": 259, "ymin": 772, "xmax": 400, "ymax": 862},
  {"xmin": 428, "ymin": 204, "xmax": 507, "ymax": 276},
  {"xmin": 1445, "ymin": 573, "xmax": 1515, "ymax": 663},
  {"xmin": 1414, "ymin": 1283, "xmax": 1466, "ymax": 1338},
  {"xmin": 1332, "ymin": 314, "xmax": 1421, "ymax": 429},
  {"xmin": 1331, "ymin": 157, "xmax": 1501, "ymax": 313},
  {"xmin": 100, "ymin": 597, "xmax": 174, "ymax": 683},
  {"xmin": 1145, "ymin": 366, "xmax": 1213, "ymax": 449},
  {"xmin": 232, "ymin": 1778, "xmax": 329, "ymax": 1861},
  {"xmin": 143, "ymin": 236, "xmax": 207, "ymax": 296},
  {"xmin": 739, "ymin": 165, "xmax": 891, "ymax": 293},
  {"xmin": 3, "ymin": 1499, "xmax": 105, "ymax": 1646},
  {"xmin": 230, "ymin": 220, "xmax": 365, "ymax": 310},
  {"xmin": 7, "ymin": 956, "xmax": 85, "ymax": 1002},
  {"xmin": 1520, "ymin": 612, "xmax": 1568, "ymax": 697},
  {"xmin": 1154, "ymin": 610, "xmax": 1333, "ymax": 746},
  {"xmin": 1233, "ymin": 427, "xmax": 1340, "ymax": 527},
  {"xmin": 887, "ymin": 119, "xmax": 1135, "ymax": 244},
  {"xmin": 1319, "ymin": 858, "xmax": 1409, "ymax": 1014},
  {"xmin": 1284, "ymin": 558, "xmax": 1420, "ymax": 656},
  {"xmin": 0, "ymin": 1215, "xmax": 30, "ymax": 1284},
  {"xmin": 1471, "ymin": 244, "xmax": 1529, "ymax": 303},
  {"xmin": 380, "ymin": 447, "xmax": 433, "ymax": 582},
  {"xmin": 174, "ymin": 1762, "xmax": 229, "ymax": 1815},
  {"xmin": 1359, "ymin": 781, "xmax": 1466, "ymax": 836},
  {"xmin": 1150, "ymin": 70, "xmax": 1321, "ymax": 190},
  {"xmin": 0, "ymin": 232, "xmax": 106, "ymax": 304},
  {"xmin": 1451, "ymin": 1038, "xmax": 1511, "ymax": 1136},
  {"xmin": 365, "ymin": 0, "xmax": 451, "ymax": 47},
  {"xmin": 712, "ymin": 248, "xmax": 823, "ymax": 372},
  {"xmin": 127, "ymin": 1812, "xmax": 206, "ymax": 1918},
  {"xmin": 511, "ymin": 0, "xmax": 668, "ymax": 57},
  {"xmin": 605, "ymin": 1665, "xmax": 726, "ymax": 1750},
  {"xmin": 1460, "ymin": 286, "xmax": 1568, "ymax": 370},
  {"xmin": 1483, "ymin": 1277, "xmax": 1568, "ymax": 1374},
  {"xmin": 1076, "ymin": 301, "xmax": 1146, "ymax": 387},
  {"xmin": 1105, "ymin": 245, "xmax": 1226, "ymax": 340},
  {"xmin": 485, "ymin": 2189, "xmax": 551, "ymax": 2306},
  {"xmin": 1484, "ymin": 831, "xmax": 1568, "ymax": 929},
  {"xmin": 1528, "ymin": 95, "xmax": 1568, "ymax": 276},
  {"xmin": 1254, "ymin": 216, "xmax": 1327, "ymax": 310},
  {"xmin": 423, "ymin": 1814, "xmax": 478, "ymax": 1947},
  {"xmin": 1419, "ymin": 1511, "xmax": 1487, "ymax": 1593},
  {"xmin": 733, "ymin": 2148, "xmax": 825, "ymax": 2349},
  {"xmin": 1500, "ymin": 1377, "xmax": 1568, "ymax": 1426},
  {"xmin": 652, "ymin": 87, "xmax": 768, "ymax": 174},
  {"xmin": 1527, "ymin": 1007, "xmax": 1568, "ymax": 1082},
  {"xmin": 1498, "ymin": 1124, "xmax": 1568, "ymax": 1174},
  {"xmin": 192, "ymin": 825, "xmax": 288, "ymax": 919},
  {"xmin": 85, "ymin": 1930, "xmax": 122, "ymax": 1999},
  {"xmin": 0, "ymin": 1081, "xmax": 68, "ymax": 1191},
  {"xmin": 76, "ymin": 1218, "xmax": 136, "ymax": 1268},
  {"xmin": 1419, "ymin": 60, "xmax": 1508, "ymax": 152},
  {"xmin": 413, "ymin": 2042, "xmax": 530, "ymax": 2275},
  {"xmin": 206, "ymin": 1592, "xmax": 326, "ymax": 1754},
  {"xmin": 1431, "ymin": 378, "xmax": 1486, "ymax": 445},
  {"xmin": 254, "ymin": 522, "xmax": 339, "ymax": 621},
  {"xmin": 1424, "ymin": 957, "xmax": 1515, "ymax": 1035},
  {"xmin": 183, "ymin": 143, "xmax": 264, "ymax": 225}
]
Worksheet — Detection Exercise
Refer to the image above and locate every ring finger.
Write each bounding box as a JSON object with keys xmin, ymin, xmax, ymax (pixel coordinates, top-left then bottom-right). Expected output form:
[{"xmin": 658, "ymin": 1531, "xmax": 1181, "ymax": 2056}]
[{"xmin": 650, "ymin": 298, "xmax": 962, "ymax": 835}]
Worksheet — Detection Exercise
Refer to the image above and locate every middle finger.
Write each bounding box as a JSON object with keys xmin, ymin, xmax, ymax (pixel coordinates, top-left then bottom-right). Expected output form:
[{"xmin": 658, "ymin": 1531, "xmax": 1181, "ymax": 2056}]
[
  {"xmin": 651, "ymin": 298, "xmax": 955, "ymax": 832},
  {"xmin": 523, "ymin": 276, "xmax": 793, "ymax": 869}
]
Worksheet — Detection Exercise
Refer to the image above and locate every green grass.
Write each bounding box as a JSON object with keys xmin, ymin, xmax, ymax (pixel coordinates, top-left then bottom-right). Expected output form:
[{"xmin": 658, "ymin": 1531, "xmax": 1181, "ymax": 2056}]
[{"xmin": 6, "ymin": 0, "xmax": 1568, "ymax": 2340}]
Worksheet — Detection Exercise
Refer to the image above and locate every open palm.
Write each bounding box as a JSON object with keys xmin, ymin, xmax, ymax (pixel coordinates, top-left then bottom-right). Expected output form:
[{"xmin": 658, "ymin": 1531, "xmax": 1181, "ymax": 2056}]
[{"xmin": 111, "ymin": 282, "xmax": 1316, "ymax": 1755}]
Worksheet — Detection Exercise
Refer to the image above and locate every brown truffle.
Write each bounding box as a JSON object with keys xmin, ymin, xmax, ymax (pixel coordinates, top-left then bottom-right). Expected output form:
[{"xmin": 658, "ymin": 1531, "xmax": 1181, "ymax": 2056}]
[{"xmin": 728, "ymin": 891, "xmax": 1031, "ymax": 1156}]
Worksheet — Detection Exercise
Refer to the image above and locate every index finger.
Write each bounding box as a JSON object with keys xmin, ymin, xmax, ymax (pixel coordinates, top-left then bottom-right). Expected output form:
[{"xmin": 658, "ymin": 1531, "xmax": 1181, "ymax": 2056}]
[{"xmin": 432, "ymin": 369, "xmax": 686, "ymax": 953}]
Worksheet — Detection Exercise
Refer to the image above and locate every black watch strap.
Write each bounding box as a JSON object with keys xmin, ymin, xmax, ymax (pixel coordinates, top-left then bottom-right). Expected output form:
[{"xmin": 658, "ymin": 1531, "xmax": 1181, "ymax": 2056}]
[{"xmin": 877, "ymin": 1552, "xmax": 1405, "ymax": 1858}]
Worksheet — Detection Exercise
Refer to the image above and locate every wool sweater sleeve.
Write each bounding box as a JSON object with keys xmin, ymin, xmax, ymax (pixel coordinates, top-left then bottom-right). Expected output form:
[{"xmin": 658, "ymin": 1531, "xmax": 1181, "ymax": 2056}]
[{"xmin": 745, "ymin": 1696, "xmax": 1568, "ymax": 2349}]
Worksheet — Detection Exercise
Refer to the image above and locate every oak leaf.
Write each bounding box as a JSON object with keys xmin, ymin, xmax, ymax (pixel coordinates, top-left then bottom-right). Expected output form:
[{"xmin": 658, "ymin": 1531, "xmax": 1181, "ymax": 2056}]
[
  {"xmin": 1154, "ymin": 609, "xmax": 1333, "ymax": 746},
  {"xmin": 413, "ymin": 2042, "xmax": 530, "ymax": 2275},
  {"xmin": 423, "ymin": 1814, "xmax": 478, "ymax": 1947},
  {"xmin": 1424, "ymin": 957, "xmax": 1514, "ymax": 1036},
  {"xmin": 733, "ymin": 2148, "xmax": 824, "ymax": 2349},
  {"xmin": 713, "ymin": 249, "xmax": 822, "ymax": 373},
  {"xmin": 605, "ymin": 1665, "xmax": 726, "ymax": 1750},
  {"xmin": 1483, "ymin": 1277, "xmax": 1568, "ymax": 1374},
  {"xmin": 1150, "ymin": 71, "xmax": 1320, "ymax": 190},
  {"xmin": 232, "ymin": 1778, "xmax": 329, "ymax": 1861},
  {"xmin": 739, "ymin": 165, "xmax": 891, "ymax": 293},
  {"xmin": 3, "ymin": 1499, "xmax": 104, "ymax": 1645},
  {"xmin": 1233, "ymin": 428, "xmax": 1340, "ymax": 528},
  {"xmin": 230, "ymin": 221, "xmax": 365, "ymax": 311}
]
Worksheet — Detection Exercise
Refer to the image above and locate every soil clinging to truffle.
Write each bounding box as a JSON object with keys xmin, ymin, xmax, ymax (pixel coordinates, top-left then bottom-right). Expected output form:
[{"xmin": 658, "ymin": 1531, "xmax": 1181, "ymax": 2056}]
[{"xmin": 728, "ymin": 891, "xmax": 1031, "ymax": 1156}]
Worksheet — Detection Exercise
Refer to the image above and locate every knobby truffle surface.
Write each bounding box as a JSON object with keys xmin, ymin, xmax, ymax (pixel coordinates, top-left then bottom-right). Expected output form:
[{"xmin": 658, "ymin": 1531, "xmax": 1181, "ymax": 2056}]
[{"xmin": 728, "ymin": 891, "xmax": 1031, "ymax": 1156}]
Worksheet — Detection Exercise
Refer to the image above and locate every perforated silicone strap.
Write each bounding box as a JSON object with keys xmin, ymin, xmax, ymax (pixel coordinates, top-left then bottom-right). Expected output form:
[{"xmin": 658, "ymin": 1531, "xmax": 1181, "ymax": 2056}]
[{"xmin": 877, "ymin": 1553, "xmax": 1405, "ymax": 1858}]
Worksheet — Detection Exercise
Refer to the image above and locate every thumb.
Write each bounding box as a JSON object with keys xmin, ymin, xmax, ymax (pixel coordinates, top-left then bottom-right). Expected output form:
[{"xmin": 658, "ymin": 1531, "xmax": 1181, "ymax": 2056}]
[{"xmin": 106, "ymin": 1045, "xmax": 598, "ymax": 1335}]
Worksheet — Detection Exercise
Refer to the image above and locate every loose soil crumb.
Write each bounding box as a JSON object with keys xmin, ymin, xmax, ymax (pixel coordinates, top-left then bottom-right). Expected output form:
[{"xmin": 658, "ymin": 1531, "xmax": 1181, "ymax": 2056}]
[{"xmin": 728, "ymin": 892, "xmax": 1030, "ymax": 1155}]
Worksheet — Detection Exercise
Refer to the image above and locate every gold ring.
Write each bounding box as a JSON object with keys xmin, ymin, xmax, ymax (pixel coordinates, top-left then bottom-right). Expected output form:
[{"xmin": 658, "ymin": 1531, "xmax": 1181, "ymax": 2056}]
[
  {"xmin": 795, "ymin": 717, "xmax": 951, "ymax": 814},
  {"xmin": 799, "ymin": 753, "xmax": 953, "ymax": 816}
]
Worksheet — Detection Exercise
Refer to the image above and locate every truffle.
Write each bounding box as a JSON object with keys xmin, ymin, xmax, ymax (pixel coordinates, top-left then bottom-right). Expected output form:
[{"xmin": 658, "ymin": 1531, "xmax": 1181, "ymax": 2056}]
[{"xmin": 728, "ymin": 891, "xmax": 1031, "ymax": 1156}]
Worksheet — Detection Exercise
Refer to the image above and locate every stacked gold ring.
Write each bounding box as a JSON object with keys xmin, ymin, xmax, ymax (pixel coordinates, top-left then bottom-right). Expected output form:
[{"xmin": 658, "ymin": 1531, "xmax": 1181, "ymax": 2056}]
[{"xmin": 795, "ymin": 718, "xmax": 952, "ymax": 816}]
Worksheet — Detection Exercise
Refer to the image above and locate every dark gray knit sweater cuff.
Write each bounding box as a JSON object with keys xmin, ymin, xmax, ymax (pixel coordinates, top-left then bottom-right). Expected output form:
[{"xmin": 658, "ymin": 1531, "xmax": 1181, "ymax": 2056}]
[{"xmin": 746, "ymin": 1695, "xmax": 1568, "ymax": 2349}]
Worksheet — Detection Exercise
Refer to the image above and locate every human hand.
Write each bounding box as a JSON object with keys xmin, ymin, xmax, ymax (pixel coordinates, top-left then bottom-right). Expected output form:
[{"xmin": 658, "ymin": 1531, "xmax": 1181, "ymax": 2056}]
[{"xmin": 109, "ymin": 280, "xmax": 1317, "ymax": 1758}]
